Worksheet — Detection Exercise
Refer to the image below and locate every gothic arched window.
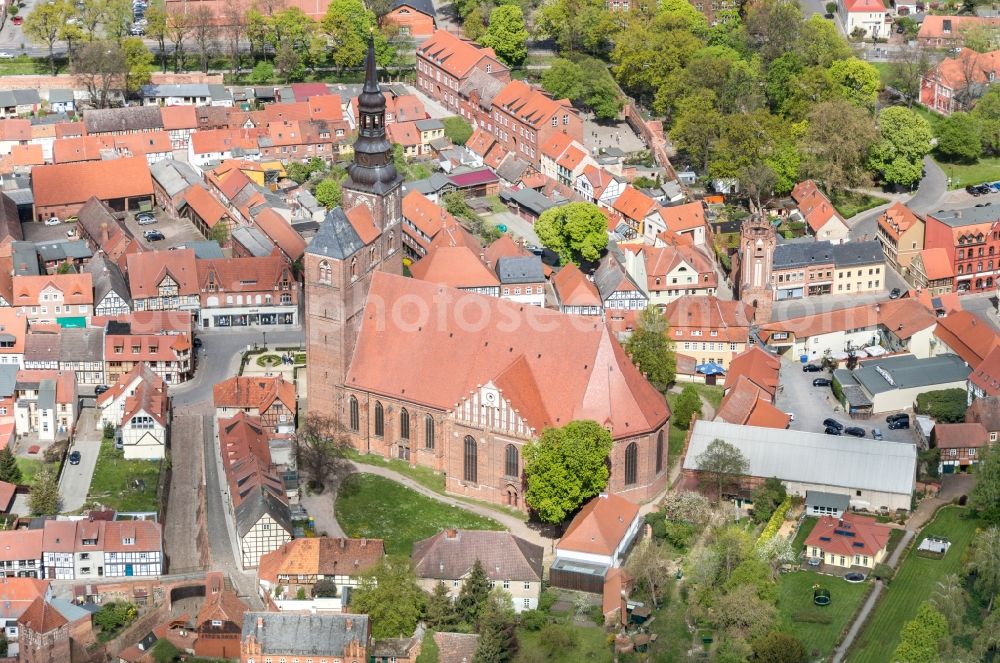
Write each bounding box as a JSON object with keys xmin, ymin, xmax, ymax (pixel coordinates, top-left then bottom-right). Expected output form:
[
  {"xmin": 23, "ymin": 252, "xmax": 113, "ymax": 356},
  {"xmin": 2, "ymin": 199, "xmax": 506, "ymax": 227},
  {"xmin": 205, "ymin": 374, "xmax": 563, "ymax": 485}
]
[
  {"xmin": 374, "ymin": 402, "xmax": 384, "ymax": 437},
  {"xmin": 319, "ymin": 260, "xmax": 331, "ymax": 284},
  {"xmin": 656, "ymin": 431, "xmax": 664, "ymax": 474},
  {"xmin": 349, "ymin": 396, "xmax": 359, "ymax": 432},
  {"xmin": 400, "ymin": 409, "xmax": 410, "ymax": 440},
  {"xmin": 425, "ymin": 415, "xmax": 435, "ymax": 449},
  {"xmin": 624, "ymin": 442, "xmax": 638, "ymax": 486},
  {"xmin": 350, "ymin": 257, "xmax": 358, "ymax": 280},
  {"xmin": 505, "ymin": 444, "xmax": 518, "ymax": 479},
  {"xmin": 463, "ymin": 436, "xmax": 477, "ymax": 483}
]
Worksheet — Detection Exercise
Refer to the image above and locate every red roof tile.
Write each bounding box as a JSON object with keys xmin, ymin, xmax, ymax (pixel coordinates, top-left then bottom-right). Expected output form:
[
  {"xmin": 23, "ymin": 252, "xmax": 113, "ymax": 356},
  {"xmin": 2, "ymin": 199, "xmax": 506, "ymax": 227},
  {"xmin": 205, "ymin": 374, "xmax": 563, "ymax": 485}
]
[
  {"xmin": 805, "ymin": 514, "xmax": 891, "ymax": 559},
  {"xmin": 32, "ymin": 158, "xmax": 153, "ymax": 209},
  {"xmin": 557, "ymin": 493, "xmax": 639, "ymax": 556}
]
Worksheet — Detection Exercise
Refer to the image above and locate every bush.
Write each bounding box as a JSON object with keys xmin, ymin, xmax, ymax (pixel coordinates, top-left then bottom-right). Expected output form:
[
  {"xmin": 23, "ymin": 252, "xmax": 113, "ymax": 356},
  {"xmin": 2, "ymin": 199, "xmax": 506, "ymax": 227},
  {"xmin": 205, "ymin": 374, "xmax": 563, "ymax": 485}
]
[
  {"xmin": 755, "ymin": 495, "xmax": 792, "ymax": 547},
  {"xmin": 916, "ymin": 388, "xmax": 968, "ymax": 423},
  {"xmin": 520, "ymin": 609, "xmax": 547, "ymax": 631},
  {"xmin": 442, "ymin": 116, "xmax": 473, "ymax": 145},
  {"xmin": 43, "ymin": 440, "xmax": 69, "ymax": 464},
  {"xmin": 538, "ymin": 589, "xmax": 558, "ymax": 613},
  {"xmin": 586, "ymin": 604, "xmax": 605, "ymax": 625},
  {"xmin": 663, "ymin": 520, "xmax": 698, "ymax": 551},
  {"xmin": 872, "ymin": 562, "xmax": 895, "ymax": 583}
]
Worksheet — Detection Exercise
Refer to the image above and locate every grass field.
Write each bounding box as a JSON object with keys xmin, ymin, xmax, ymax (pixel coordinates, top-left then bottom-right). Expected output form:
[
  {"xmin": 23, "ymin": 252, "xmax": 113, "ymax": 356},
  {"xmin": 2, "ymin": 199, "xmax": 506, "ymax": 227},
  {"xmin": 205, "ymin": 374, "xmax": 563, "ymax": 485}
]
[
  {"xmin": 86, "ymin": 437, "xmax": 161, "ymax": 513},
  {"xmin": 645, "ymin": 580, "xmax": 695, "ymax": 662},
  {"xmin": 16, "ymin": 457, "xmax": 48, "ymax": 485},
  {"xmin": 829, "ymin": 189, "xmax": 889, "ymax": 219},
  {"xmin": 777, "ymin": 570, "xmax": 870, "ymax": 659},
  {"xmin": 847, "ymin": 506, "xmax": 982, "ymax": 663},
  {"xmin": 514, "ymin": 623, "xmax": 610, "ymax": 662},
  {"xmin": 792, "ymin": 517, "xmax": 818, "ymax": 554},
  {"xmin": 938, "ymin": 156, "xmax": 1000, "ymax": 189},
  {"xmin": 335, "ymin": 474, "xmax": 504, "ymax": 555}
]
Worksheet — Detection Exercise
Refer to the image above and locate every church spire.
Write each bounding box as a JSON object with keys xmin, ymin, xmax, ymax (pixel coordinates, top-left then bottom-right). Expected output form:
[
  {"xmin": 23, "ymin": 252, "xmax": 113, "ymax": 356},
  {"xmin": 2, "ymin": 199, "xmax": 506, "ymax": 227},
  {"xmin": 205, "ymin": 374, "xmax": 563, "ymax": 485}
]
[{"xmin": 346, "ymin": 32, "xmax": 399, "ymax": 193}]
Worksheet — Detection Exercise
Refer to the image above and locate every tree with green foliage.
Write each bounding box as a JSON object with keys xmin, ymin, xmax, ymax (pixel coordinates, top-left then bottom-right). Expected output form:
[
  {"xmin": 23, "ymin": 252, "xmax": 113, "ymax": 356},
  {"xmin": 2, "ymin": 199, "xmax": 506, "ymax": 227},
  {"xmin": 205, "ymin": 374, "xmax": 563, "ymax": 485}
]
[
  {"xmin": 122, "ymin": 37, "xmax": 155, "ymax": 96},
  {"xmin": 28, "ymin": 468, "xmax": 61, "ymax": 516},
  {"xmin": 828, "ymin": 58, "xmax": 881, "ymax": 109},
  {"xmin": 626, "ymin": 538, "xmax": 673, "ymax": 607},
  {"xmin": 93, "ymin": 601, "xmax": 138, "ymax": 634},
  {"xmin": 424, "ymin": 582, "xmax": 457, "ymax": 630},
  {"xmin": 888, "ymin": 43, "xmax": 932, "ymax": 107},
  {"xmin": 463, "ymin": 6, "xmax": 487, "ymax": 41},
  {"xmin": 750, "ymin": 477, "xmax": 787, "ymax": 524},
  {"xmin": 250, "ymin": 61, "xmax": 275, "ymax": 84},
  {"xmin": 916, "ymin": 388, "xmax": 968, "ymax": 423},
  {"xmin": 929, "ymin": 574, "xmax": 966, "ymax": 632},
  {"xmin": 673, "ymin": 385, "xmax": 703, "ymax": 430},
  {"xmin": 315, "ymin": 178, "xmax": 343, "ymax": 210},
  {"xmin": 456, "ymin": 560, "xmax": 492, "ymax": 626},
  {"xmin": 275, "ymin": 42, "xmax": 304, "ymax": 83},
  {"xmin": 322, "ymin": 0, "xmax": 388, "ymax": 72},
  {"xmin": 671, "ymin": 90, "xmax": 722, "ymax": 172},
  {"xmin": 473, "ymin": 590, "xmax": 517, "ymax": 663},
  {"xmin": 145, "ymin": 0, "xmax": 169, "ymax": 73},
  {"xmin": 151, "ymin": 638, "xmax": 180, "ymax": 663},
  {"xmin": 442, "ymin": 116, "xmax": 473, "ymax": 146},
  {"xmin": 893, "ymin": 602, "xmax": 948, "ymax": 663},
  {"xmin": 869, "ymin": 106, "xmax": 933, "ymax": 187},
  {"xmin": 802, "ymin": 100, "xmax": 878, "ymax": 192},
  {"xmin": 0, "ymin": 448, "xmax": 22, "ymax": 485},
  {"xmin": 534, "ymin": 202, "xmax": 608, "ymax": 265},
  {"xmin": 350, "ymin": 556, "xmax": 427, "ymax": 638},
  {"xmin": 752, "ymin": 631, "xmax": 807, "ymax": 663},
  {"xmin": 973, "ymin": 85, "xmax": 1000, "ymax": 155},
  {"xmin": 541, "ymin": 59, "xmax": 586, "ymax": 101},
  {"xmin": 313, "ymin": 578, "xmax": 338, "ymax": 597},
  {"xmin": 536, "ymin": 0, "xmax": 616, "ymax": 57},
  {"xmin": 624, "ymin": 306, "xmax": 677, "ymax": 393},
  {"xmin": 479, "ymin": 5, "xmax": 528, "ymax": 67},
  {"xmin": 715, "ymin": 583, "xmax": 776, "ymax": 641},
  {"xmin": 695, "ymin": 438, "xmax": 749, "ymax": 500},
  {"xmin": 24, "ymin": 0, "xmax": 71, "ymax": 75},
  {"xmin": 579, "ymin": 58, "xmax": 623, "ymax": 121},
  {"xmin": 523, "ymin": 420, "xmax": 613, "ymax": 523},
  {"xmin": 972, "ymin": 445, "xmax": 1000, "ymax": 524},
  {"xmin": 968, "ymin": 526, "xmax": 1000, "ymax": 612},
  {"xmin": 936, "ymin": 112, "xmax": 982, "ymax": 163},
  {"xmin": 798, "ymin": 15, "xmax": 852, "ymax": 66}
]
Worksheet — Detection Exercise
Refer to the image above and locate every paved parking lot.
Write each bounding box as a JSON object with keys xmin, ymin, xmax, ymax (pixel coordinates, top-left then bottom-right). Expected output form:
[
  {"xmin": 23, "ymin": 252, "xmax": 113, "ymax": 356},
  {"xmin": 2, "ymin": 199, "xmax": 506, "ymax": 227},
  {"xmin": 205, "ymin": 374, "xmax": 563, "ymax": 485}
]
[
  {"xmin": 121, "ymin": 208, "xmax": 205, "ymax": 250},
  {"xmin": 59, "ymin": 409, "xmax": 103, "ymax": 513},
  {"xmin": 22, "ymin": 220, "xmax": 79, "ymax": 243},
  {"xmin": 774, "ymin": 355, "xmax": 917, "ymax": 444}
]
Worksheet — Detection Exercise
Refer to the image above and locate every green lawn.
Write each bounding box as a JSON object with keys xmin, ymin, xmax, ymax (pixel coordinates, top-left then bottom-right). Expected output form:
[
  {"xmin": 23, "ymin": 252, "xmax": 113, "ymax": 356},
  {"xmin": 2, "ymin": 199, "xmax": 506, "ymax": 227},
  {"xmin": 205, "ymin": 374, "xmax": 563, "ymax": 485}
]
[
  {"xmin": 514, "ymin": 623, "xmax": 610, "ymax": 663},
  {"xmin": 666, "ymin": 384, "xmax": 723, "ymax": 469},
  {"xmin": 0, "ymin": 57, "xmax": 53, "ymax": 75},
  {"xmin": 85, "ymin": 437, "xmax": 161, "ymax": 513},
  {"xmin": 791, "ymin": 517, "xmax": 818, "ymax": 554},
  {"xmin": 847, "ymin": 507, "xmax": 982, "ymax": 663},
  {"xmin": 16, "ymin": 457, "xmax": 48, "ymax": 485},
  {"xmin": 829, "ymin": 189, "xmax": 889, "ymax": 219},
  {"xmin": 645, "ymin": 580, "xmax": 695, "ymax": 662},
  {"xmin": 872, "ymin": 62, "xmax": 892, "ymax": 85},
  {"xmin": 938, "ymin": 155, "xmax": 1000, "ymax": 189},
  {"xmin": 777, "ymin": 570, "xmax": 870, "ymax": 659},
  {"xmin": 335, "ymin": 474, "xmax": 504, "ymax": 556}
]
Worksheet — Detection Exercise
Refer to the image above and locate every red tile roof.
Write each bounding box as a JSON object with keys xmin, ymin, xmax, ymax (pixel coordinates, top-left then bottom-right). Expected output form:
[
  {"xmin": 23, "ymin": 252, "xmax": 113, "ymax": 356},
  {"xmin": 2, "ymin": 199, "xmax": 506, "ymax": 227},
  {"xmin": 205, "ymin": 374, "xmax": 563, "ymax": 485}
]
[
  {"xmin": 935, "ymin": 422, "xmax": 989, "ymax": 448},
  {"xmin": 933, "ymin": 310, "xmax": 1000, "ymax": 366},
  {"xmin": 552, "ymin": 263, "xmax": 602, "ymax": 308},
  {"xmin": 970, "ymin": 345, "xmax": 1000, "ymax": 397},
  {"xmin": 410, "ymin": 245, "xmax": 499, "ymax": 289},
  {"xmin": 387, "ymin": 121, "xmax": 421, "ymax": 147},
  {"xmin": 843, "ymin": 0, "xmax": 884, "ymax": 11},
  {"xmin": 918, "ymin": 15, "xmax": 1000, "ymax": 40},
  {"xmin": 878, "ymin": 202, "xmax": 923, "ymax": 241},
  {"xmin": 345, "ymin": 273, "xmax": 668, "ymax": 437},
  {"xmin": 657, "ymin": 201, "xmax": 705, "ymax": 232},
  {"xmin": 919, "ymin": 247, "xmax": 954, "ymax": 280},
  {"xmin": 539, "ymin": 132, "xmax": 573, "ymax": 162},
  {"xmin": 725, "ymin": 345, "xmax": 781, "ymax": 396},
  {"xmin": 214, "ymin": 376, "xmax": 296, "ymax": 413},
  {"xmin": 127, "ymin": 248, "xmax": 199, "ymax": 299},
  {"xmin": 32, "ymin": 158, "xmax": 153, "ymax": 208},
  {"xmin": 102, "ymin": 520, "xmax": 162, "ymax": 553},
  {"xmin": 715, "ymin": 376, "xmax": 789, "ymax": 429},
  {"xmin": 258, "ymin": 537, "xmax": 385, "ymax": 584},
  {"xmin": 805, "ymin": 514, "xmax": 891, "ymax": 560},
  {"xmin": 663, "ymin": 296, "xmax": 752, "ymax": 342},
  {"xmin": 493, "ymin": 80, "xmax": 572, "ymax": 129},
  {"xmin": 557, "ymin": 493, "xmax": 639, "ymax": 556},
  {"xmin": 417, "ymin": 30, "xmax": 504, "ymax": 79},
  {"xmin": 253, "ymin": 208, "xmax": 307, "ymax": 261},
  {"xmin": 612, "ymin": 186, "xmax": 656, "ymax": 222},
  {"xmin": 12, "ymin": 273, "xmax": 93, "ymax": 307},
  {"xmin": 183, "ymin": 185, "xmax": 229, "ymax": 228},
  {"xmin": 160, "ymin": 105, "xmax": 198, "ymax": 130},
  {"xmin": 17, "ymin": 597, "xmax": 68, "ymax": 633}
]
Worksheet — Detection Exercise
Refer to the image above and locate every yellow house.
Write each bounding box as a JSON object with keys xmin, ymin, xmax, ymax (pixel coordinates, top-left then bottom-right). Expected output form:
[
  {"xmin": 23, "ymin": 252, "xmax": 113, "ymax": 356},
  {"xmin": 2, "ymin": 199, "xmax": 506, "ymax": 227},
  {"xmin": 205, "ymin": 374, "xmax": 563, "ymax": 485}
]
[{"xmin": 804, "ymin": 513, "xmax": 892, "ymax": 569}]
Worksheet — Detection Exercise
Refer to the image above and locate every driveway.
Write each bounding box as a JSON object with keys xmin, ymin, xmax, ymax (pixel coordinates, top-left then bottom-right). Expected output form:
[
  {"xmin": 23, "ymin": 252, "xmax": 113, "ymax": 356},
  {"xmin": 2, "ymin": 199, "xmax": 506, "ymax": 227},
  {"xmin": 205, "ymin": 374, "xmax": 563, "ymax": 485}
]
[
  {"xmin": 774, "ymin": 356, "xmax": 916, "ymax": 444},
  {"xmin": 484, "ymin": 211, "xmax": 541, "ymax": 246},
  {"xmin": 59, "ymin": 409, "xmax": 103, "ymax": 513}
]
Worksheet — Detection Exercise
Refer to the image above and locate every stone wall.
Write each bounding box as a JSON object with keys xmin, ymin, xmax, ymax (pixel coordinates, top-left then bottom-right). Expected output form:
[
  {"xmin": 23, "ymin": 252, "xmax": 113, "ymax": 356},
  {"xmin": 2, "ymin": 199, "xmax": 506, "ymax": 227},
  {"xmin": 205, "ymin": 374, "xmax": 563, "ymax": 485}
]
[
  {"xmin": 623, "ymin": 102, "xmax": 676, "ymax": 180},
  {"xmin": 0, "ymin": 72, "xmax": 223, "ymax": 91}
]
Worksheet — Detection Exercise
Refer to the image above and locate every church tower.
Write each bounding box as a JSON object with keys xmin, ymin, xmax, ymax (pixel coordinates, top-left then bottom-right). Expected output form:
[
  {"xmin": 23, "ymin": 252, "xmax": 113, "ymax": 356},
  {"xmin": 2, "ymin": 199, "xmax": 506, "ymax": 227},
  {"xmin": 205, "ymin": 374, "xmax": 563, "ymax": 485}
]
[
  {"xmin": 738, "ymin": 212, "xmax": 776, "ymax": 322},
  {"xmin": 303, "ymin": 37, "xmax": 403, "ymax": 417}
]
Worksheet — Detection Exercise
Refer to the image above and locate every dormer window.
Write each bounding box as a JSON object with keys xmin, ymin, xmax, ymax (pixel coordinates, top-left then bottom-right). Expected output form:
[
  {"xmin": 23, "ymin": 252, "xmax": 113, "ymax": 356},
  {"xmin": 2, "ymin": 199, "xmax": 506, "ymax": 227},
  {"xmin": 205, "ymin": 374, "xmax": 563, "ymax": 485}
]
[
  {"xmin": 122, "ymin": 537, "xmax": 135, "ymax": 545},
  {"xmin": 486, "ymin": 63, "xmax": 492, "ymax": 73}
]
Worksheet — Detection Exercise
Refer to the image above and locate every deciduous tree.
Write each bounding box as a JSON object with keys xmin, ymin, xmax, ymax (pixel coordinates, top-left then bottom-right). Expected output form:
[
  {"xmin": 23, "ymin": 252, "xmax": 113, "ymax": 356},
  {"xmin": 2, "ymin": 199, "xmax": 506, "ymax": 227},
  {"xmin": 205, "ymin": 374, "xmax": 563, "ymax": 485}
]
[
  {"xmin": 315, "ymin": 178, "xmax": 343, "ymax": 210},
  {"xmin": 971, "ymin": 446, "xmax": 1000, "ymax": 524},
  {"xmin": 479, "ymin": 5, "xmax": 528, "ymax": 67},
  {"xmin": 323, "ymin": 0, "xmax": 377, "ymax": 72},
  {"xmin": 74, "ymin": 40, "xmax": 127, "ymax": 108},
  {"xmin": 750, "ymin": 477, "xmax": 787, "ymax": 524},
  {"xmin": 523, "ymin": 420, "xmax": 613, "ymax": 523},
  {"xmin": 929, "ymin": 574, "xmax": 966, "ymax": 631},
  {"xmin": 536, "ymin": 0, "xmax": 615, "ymax": 57},
  {"xmin": 673, "ymin": 385, "xmax": 702, "ymax": 430},
  {"xmin": 893, "ymin": 602, "xmax": 948, "ymax": 663},
  {"xmin": 28, "ymin": 468, "xmax": 61, "ymax": 516},
  {"xmin": 102, "ymin": 0, "xmax": 134, "ymax": 42},
  {"xmin": 868, "ymin": 106, "xmax": 933, "ymax": 187},
  {"xmin": 541, "ymin": 59, "xmax": 586, "ymax": 101},
  {"xmin": 122, "ymin": 37, "xmax": 154, "ymax": 96},
  {"xmin": 166, "ymin": 9, "xmax": 191, "ymax": 73},
  {"xmin": 968, "ymin": 526, "xmax": 1000, "ymax": 612},
  {"xmin": 24, "ymin": 0, "xmax": 70, "ymax": 75},
  {"xmin": 221, "ymin": 0, "xmax": 248, "ymax": 73},
  {"xmin": 295, "ymin": 412, "xmax": 350, "ymax": 492},
  {"xmin": 936, "ymin": 112, "xmax": 982, "ymax": 163},
  {"xmin": 442, "ymin": 116, "xmax": 473, "ymax": 145},
  {"xmin": 190, "ymin": 6, "xmax": 218, "ymax": 73},
  {"xmin": 828, "ymin": 58, "xmax": 881, "ymax": 109},
  {"xmin": 752, "ymin": 631, "xmax": 808, "ymax": 663},
  {"xmin": 534, "ymin": 202, "xmax": 608, "ymax": 265},
  {"xmin": 695, "ymin": 438, "xmax": 748, "ymax": 500},
  {"xmin": 802, "ymin": 100, "xmax": 878, "ymax": 192},
  {"xmin": 626, "ymin": 539, "xmax": 673, "ymax": 607},
  {"xmin": 624, "ymin": 306, "xmax": 677, "ymax": 393},
  {"xmin": 144, "ymin": 0, "xmax": 168, "ymax": 73},
  {"xmin": 715, "ymin": 583, "xmax": 776, "ymax": 640},
  {"xmin": 350, "ymin": 556, "xmax": 426, "ymax": 638},
  {"xmin": 888, "ymin": 43, "xmax": 932, "ymax": 107}
]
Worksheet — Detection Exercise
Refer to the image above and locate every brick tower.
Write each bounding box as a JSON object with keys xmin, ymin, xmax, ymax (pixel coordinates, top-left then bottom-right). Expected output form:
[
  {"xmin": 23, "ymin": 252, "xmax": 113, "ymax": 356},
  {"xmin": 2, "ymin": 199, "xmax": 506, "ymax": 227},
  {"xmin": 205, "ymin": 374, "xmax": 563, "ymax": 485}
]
[
  {"xmin": 304, "ymin": 37, "xmax": 403, "ymax": 417},
  {"xmin": 738, "ymin": 212, "xmax": 776, "ymax": 322}
]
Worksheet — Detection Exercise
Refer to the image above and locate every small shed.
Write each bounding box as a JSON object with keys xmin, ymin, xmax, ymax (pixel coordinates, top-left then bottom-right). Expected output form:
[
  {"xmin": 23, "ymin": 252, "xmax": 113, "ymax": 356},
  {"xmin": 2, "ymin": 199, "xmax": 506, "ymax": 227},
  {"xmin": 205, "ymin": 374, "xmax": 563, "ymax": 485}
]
[{"xmin": 805, "ymin": 491, "xmax": 850, "ymax": 518}]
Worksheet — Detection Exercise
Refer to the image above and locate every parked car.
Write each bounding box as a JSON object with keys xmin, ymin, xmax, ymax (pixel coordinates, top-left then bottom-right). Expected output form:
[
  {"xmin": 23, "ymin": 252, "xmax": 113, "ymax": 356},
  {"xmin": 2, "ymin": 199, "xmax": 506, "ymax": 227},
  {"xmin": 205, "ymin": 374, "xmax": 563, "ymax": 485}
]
[
  {"xmin": 0, "ymin": 52, "xmax": 14, "ymax": 59},
  {"xmin": 10, "ymin": 16, "xmax": 21, "ymax": 25},
  {"xmin": 802, "ymin": 364, "xmax": 822, "ymax": 372},
  {"xmin": 66, "ymin": 229, "xmax": 77, "ymax": 238},
  {"xmin": 872, "ymin": 428, "xmax": 884, "ymax": 440},
  {"xmin": 844, "ymin": 427, "xmax": 866, "ymax": 437},
  {"xmin": 44, "ymin": 217, "xmax": 61, "ymax": 226},
  {"xmin": 824, "ymin": 426, "xmax": 842, "ymax": 435},
  {"xmin": 94, "ymin": 384, "xmax": 110, "ymax": 396},
  {"xmin": 130, "ymin": 27, "xmax": 145, "ymax": 35},
  {"xmin": 823, "ymin": 418, "xmax": 844, "ymax": 432},
  {"xmin": 888, "ymin": 419, "xmax": 910, "ymax": 430},
  {"xmin": 68, "ymin": 451, "xmax": 81, "ymax": 465},
  {"xmin": 136, "ymin": 212, "xmax": 156, "ymax": 225},
  {"xmin": 143, "ymin": 230, "xmax": 165, "ymax": 241},
  {"xmin": 889, "ymin": 288, "xmax": 902, "ymax": 300},
  {"xmin": 886, "ymin": 412, "xmax": 910, "ymax": 423},
  {"xmin": 966, "ymin": 184, "xmax": 982, "ymax": 196},
  {"xmin": 812, "ymin": 377, "xmax": 832, "ymax": 387},
  {"xmin": 193, "ymin": 336, "xmax": 203, "ymax": 348}
]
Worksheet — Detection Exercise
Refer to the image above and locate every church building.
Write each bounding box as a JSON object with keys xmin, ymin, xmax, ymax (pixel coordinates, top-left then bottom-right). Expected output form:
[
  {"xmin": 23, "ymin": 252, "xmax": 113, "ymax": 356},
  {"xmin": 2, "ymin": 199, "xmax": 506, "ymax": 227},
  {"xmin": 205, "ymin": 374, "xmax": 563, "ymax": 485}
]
[{"xmin": 303, "ymin": 40, "xmax": 670, "ymax": 510}]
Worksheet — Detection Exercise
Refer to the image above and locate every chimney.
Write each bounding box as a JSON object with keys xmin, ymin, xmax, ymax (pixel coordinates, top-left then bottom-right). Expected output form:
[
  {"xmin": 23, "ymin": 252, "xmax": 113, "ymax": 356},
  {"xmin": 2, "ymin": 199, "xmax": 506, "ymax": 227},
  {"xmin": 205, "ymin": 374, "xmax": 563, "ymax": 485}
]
[
  {"xmin": 100, "ymin": 222, "xmax": 110, "ymax": 245},
  {"xmin": 256, "ymin": 616, "xmax": 264, "ymax": 629},
  {"xmin": 345, "ymin": 618, "xmax": 353, "ymax": 632},
  {"xmin": 445, "ymin": 529, "xmax": 458, "ymax": 539},
  {"xmin": 339, "ymin": 539, "xmax": 346, "ymax": 549}
]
